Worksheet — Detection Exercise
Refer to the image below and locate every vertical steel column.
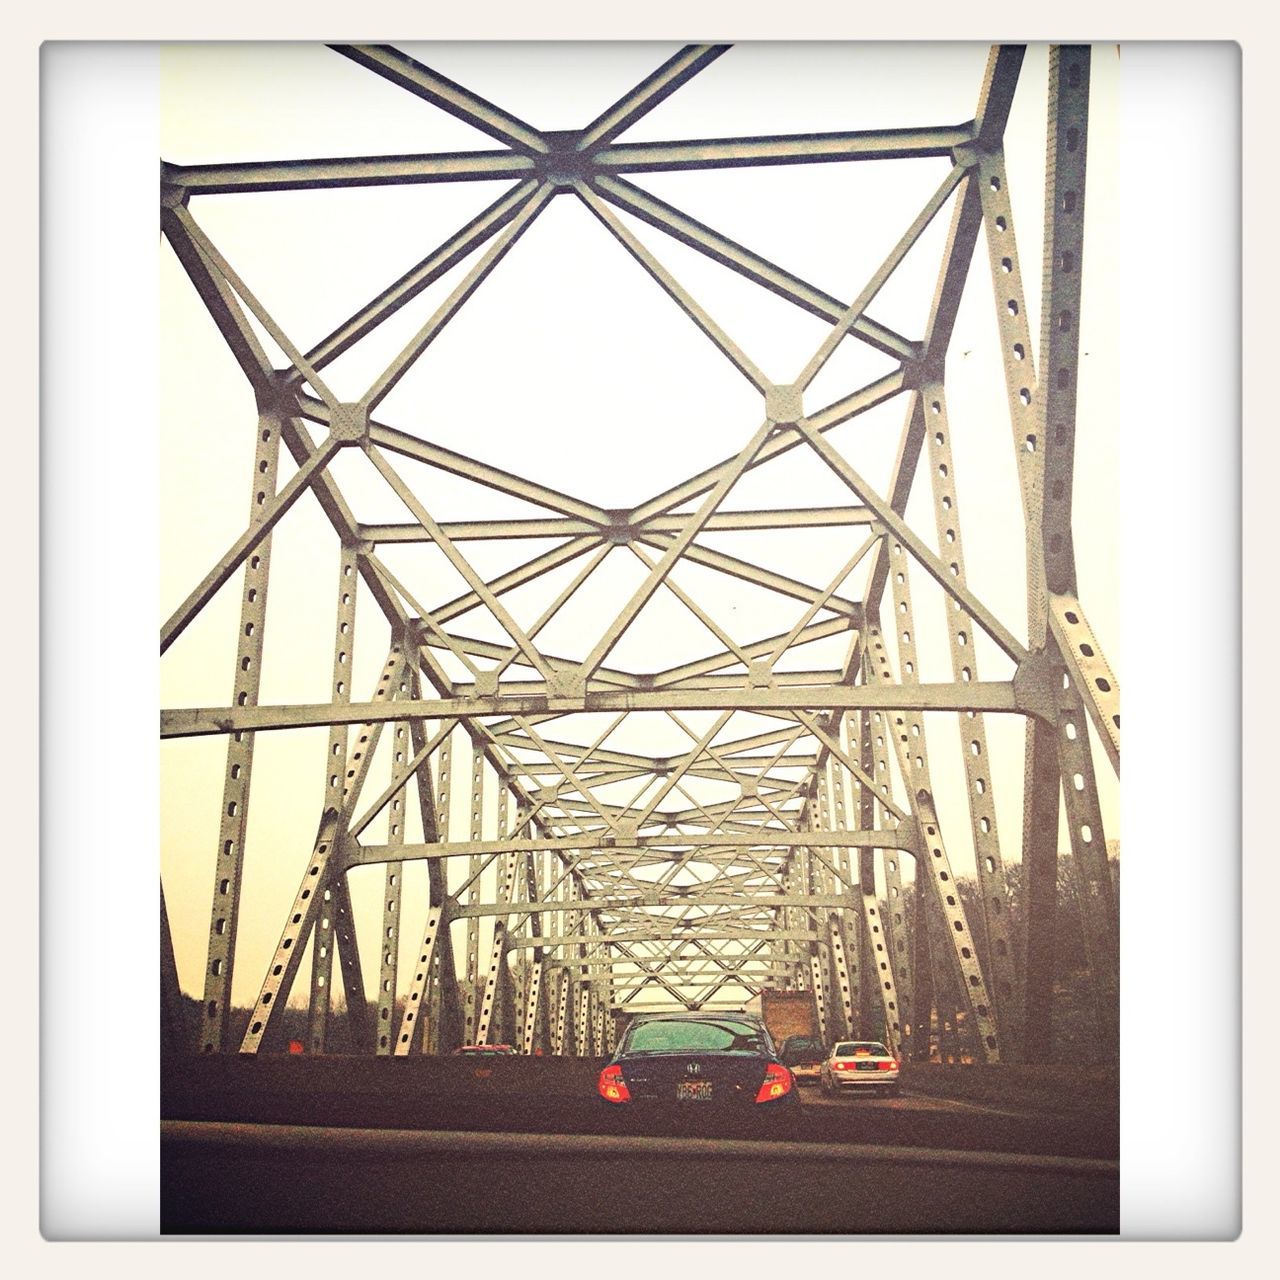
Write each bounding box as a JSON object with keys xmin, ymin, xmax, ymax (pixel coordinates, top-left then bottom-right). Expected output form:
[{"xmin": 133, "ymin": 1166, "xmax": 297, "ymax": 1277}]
[
  {"xmin": 329, "ymin": 643, "xmax": 408, "ymax": 1054},
  {"xmin": 522, "ymin": 955, "xmax": 543, "ymax": 1055},
  {"xmin": 853, "ymin": 709, "xmax": 906, "ymax": 1053},
  {"xmin": 475, "ymin": 850, "xmax": 519, "ymax": 1043},
  {"xmin": 603, "ymin": 985, "xmax": 618, "ymax": 1056},
  {"xmin": 308, "ymin": 544, "xmax": 358, "ymax": 1053},
  {"xmin": 390, "ymin": 680, "xmax": 445, "ymax": 1054},
  {"xmin": 496, "ymin": 785, "xmax": 513, "ymax": 1042},
  {"xmin": 880, "ymin": 844, "xmax": 912, "ymax": 1023},
  {"xmin": 919, "ymin": 383, "xmax": 1020, "ymax": 1043},
  {"xmin": 520, "ymin": 836, "xmax": 544, "ymax": 1054},
  {"xmin": 778, "ymin": 849, "xmax": 796, "ymax": 982},
  {"xmin": 581, "ymin": 908, "xmax": 598, "ymax": 1056},
  {"xmin": 594, "ymin": 978, "xmax": 606, "ymax": 1057},
  {"xmin": 912, "ymin": 871, "xmax": 936, "ymax": 1060},
  {"xmin": 826, "ymin": 916, "xmax": 854, "ymax": 1043},
  {"xmin": 1039, "ymin": 47, "xmax": 1092, "ymax": 607},
  {"xmin": 880, "ymin": 531, "xmax": 997, "ymax": 1052},
  {"xmin": 374, "ymin": 718, "xmax": 407, "ymax": 1054},
  {"xmin": 809, "ymin": 798, "xmax": 835, "ymax": 1028},
  {"xmin": 576, "ymin": 979, "xmax": 591, "ymax": 1059},
  {"xmin": 977, "ymin": 59, "xmax": 1061, "ymax": 1065},
  {"xmin": 922, "ymin": 886, "xmax": 961, "ymax": 1061},
  {"xmin": 866, "ymin": 617, "xmax": 1000, "ymax": 1062},
  {"xmin": 1057, "ymin": 697, "xmax": 1118, "ymax": 1050},
  {"xmin": 860, "ymin": 710, "xmax": 912, "ymax": 1051},
  {"xmin": 329, "ymin": 872, "xmax": 372, "ymax": 1051},
  {"xmin": 828, "ymin": 754, "xmax": 862, "ymax": 1027},
  {"xmin": 809, "ymin": 953, "xmax": 828, "ymax": 1043},
  {"xmin": 604, "ymin": 969, "xmax": 618, "ymax": 1054},
  {"xmin": 1036, "ymin": 47, "xmax": 1119, "ymax": 1054},
  {"xmin": 550, "ymin": 857, "xmax": 568, "ymax": 1055},
  {"xmin": 860, "ymin": 872, "xmax": 902, "ymax": 1055},
  {"xmin": 818, "ymin": 765, "xmax": 855, "ymax": 1040},
  {"xmin": 393, "ymin": 894, "xmax": 445, "ymax": 1055},
  {"xmin": 562, "ymin": 862, "xmax": 578, "ymax": 1048},
  {"xmin": 552, "ymin": 964, "xmax": 569, "ymax": 1056},
  {"xmin": 978, "ymin": 45, "xmax": 1117, "ymax": 1061},
  {"xmin": 433, "ymin": 916, "xmax": 465, "ymax": 1055},
  {"xmin": 568, "ymin": 875, "xmax": 586, "ymax": 1055},
  {"xmin": 865, "ymin": 692, "xmax": 928, "ymax": 1058},
  {"xmin": 198, "ymin": 407, "xmax": 281, "ymax": 1053},
  {"xmin": 1020, "ymin": 737, "xmax": 1061, "ymax": 1060},
  {"xmin": 434, "ymin": 729, "xmax": 454, "ymax": 844},
  {"xmin": 800, "ymin": 798, "xmax": 833, "ymax": 1034},
  {"xmin": 428, "ymin": 728, "xmax": 454, "ymax": 1052},
  {"xmin": 542, "ymin": 849, "xmax": 556, "ymax": 1051},
  {"xmin": 463, "ymin": 742, "xmax": 485, "ymax": 1043}
]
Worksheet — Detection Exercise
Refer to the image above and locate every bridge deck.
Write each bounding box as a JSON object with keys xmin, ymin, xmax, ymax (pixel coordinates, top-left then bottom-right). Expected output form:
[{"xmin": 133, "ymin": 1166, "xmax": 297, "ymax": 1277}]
[{"xmin": 162, "ymin": 1056, "xmax": 1117, "ymax": 1234}]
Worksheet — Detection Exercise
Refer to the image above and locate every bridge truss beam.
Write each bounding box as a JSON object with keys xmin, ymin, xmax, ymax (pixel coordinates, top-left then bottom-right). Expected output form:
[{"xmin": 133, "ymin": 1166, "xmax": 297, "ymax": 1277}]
[{"xmin": 160, "ymin": 42, "xmax": 1119, "ymax": 1065}]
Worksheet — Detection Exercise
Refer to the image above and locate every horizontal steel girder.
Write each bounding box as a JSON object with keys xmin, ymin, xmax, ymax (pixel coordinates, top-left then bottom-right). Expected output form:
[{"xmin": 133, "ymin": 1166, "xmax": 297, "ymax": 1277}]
[
  {"xmin": 454, "ymin": 892, "xmax": 867, "ymax": 918},
  {"xmin": 508, "ymin": 929, "xmax": 821, "ymax": 951},
  {"xmin": 161, "ymin": 681, "xmax": 1024, "ymax": 737},
  {"xmin": 359, "ymin": 506, "xmax": 880, "ymax": 542},
  {"xmin": 161, "ymin": 125, "xmax": 975, "ymax": 196},
  {"xmin": 346, "ymin": 826, "xmax": 918, "ymax": 866}
]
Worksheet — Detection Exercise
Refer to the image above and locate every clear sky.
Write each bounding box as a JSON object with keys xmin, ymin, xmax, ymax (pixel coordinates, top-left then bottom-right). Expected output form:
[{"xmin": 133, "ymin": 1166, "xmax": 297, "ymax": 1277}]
[{"xmin": 159, "ymin": 42, "xmax": 1120, "ymax": 1009}]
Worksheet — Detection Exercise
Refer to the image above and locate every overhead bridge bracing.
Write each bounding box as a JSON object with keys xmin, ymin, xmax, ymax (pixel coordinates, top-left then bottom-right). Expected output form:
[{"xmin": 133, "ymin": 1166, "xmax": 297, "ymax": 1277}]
[{"xmin": 160, "ymin": 44, "xmax": 1119, "ymax": 1066}]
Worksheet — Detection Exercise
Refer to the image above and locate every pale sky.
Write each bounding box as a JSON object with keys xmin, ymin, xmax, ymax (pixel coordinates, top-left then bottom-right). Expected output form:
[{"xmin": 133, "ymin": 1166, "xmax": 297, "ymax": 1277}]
[{"xmin": 159, "ymin": 42, "xmax": 1121, "ymax": 1011}]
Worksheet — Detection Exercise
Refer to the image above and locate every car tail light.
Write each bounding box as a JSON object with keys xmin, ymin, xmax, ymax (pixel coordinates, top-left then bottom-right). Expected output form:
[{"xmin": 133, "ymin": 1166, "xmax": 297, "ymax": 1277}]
[
  {"xmin": 755, "ymin": 1062, "xmax": 793, "ymax": 1103},
  {"xmin": 877, "ymin": 1060, "xmax": 896, "ymax": 1071},
  {"xmin": 597, "ymin": 1063, "xmax": 631, "ymax": 1104},
  {"xmin": 833, "ymin": 1061, "xmax": 849, "ymax": 1071}
]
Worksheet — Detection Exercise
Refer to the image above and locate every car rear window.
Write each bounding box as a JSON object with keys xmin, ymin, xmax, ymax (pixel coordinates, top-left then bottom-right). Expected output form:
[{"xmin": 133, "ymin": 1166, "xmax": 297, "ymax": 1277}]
[
  {"xmin": 781, "ymin": 1039, "xmax": 824, "ymax": 1061},
  {"xmin": 834, "ymin": 1042, "xmax": 889, "ymax": 1057},
  {"xmin": 624, "ymin": 1019, "xmax": 765, "ymax": 1054}
]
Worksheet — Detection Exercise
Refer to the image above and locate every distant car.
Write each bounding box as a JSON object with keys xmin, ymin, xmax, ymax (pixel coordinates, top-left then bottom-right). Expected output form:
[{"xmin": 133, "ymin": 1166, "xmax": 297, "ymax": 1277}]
[
  {"xmin": 597, "ymin": 1012, "xmax": 799, "ymax": 1108},
  {"xmin": 819, "ymin": 1041, "xmax": 900, "ymax": 1096},
  {"xmin": 451, "ymin": 1044, "xmax": 517, "ymax": 1056},
  {"xmin": 777, "ymin": 1035, "xmax": 827, "ymax": 1085}
]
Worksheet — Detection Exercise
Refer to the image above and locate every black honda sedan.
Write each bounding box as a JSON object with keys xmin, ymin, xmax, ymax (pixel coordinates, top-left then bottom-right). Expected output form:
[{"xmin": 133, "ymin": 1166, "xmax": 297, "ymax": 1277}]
[{"xmin": 597, "ymin": 1011, "xmax": 799, "ymax": 1108}]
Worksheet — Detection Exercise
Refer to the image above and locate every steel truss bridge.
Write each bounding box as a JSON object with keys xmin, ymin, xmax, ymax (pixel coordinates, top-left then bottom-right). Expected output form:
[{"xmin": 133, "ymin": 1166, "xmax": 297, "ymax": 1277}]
[{"xmin": 160, "ymin": 43, "xmax": 1120, "ymax": 1067}]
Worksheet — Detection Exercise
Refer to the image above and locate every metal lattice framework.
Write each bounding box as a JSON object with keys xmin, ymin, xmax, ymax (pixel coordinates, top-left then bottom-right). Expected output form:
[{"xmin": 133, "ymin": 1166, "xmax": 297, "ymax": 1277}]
[{"xmin": 160, "ymin": 43, "xmax": 1119, "ymax": 1064}]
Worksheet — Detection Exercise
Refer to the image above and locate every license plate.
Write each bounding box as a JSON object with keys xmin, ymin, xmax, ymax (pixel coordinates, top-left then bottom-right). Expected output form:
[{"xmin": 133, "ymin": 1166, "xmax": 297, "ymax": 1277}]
[
  {"xmin": 676, "ymin": 1081, "xmax": 713, "ymax": 1101},
  {"xmin": 857, "ymin": 1062, "xmax": 878, "ymax": 1071}
]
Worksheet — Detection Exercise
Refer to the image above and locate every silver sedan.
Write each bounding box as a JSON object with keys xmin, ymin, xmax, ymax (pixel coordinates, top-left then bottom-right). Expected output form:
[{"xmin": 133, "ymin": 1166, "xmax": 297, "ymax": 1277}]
[{"xmin": 819, "ymin": 1041, "xmax": 900, "ymax": 1096}]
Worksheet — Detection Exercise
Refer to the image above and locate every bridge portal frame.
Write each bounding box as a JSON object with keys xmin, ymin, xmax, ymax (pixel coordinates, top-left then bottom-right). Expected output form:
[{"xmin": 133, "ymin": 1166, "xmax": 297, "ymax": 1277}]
[{"xmin": 160, "ymin": 42, "xmax": 1120, "ymax": 1066}]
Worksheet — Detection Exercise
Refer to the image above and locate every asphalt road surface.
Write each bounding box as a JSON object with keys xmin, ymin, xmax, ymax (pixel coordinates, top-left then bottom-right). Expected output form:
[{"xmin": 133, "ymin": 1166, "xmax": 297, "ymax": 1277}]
[
  {"xmin": 801, "ymin": 1086, "xmax": 1049, "ymax": 1119},
  {"xmin": 162, "ymin": 1059, "xmax": 1117, "ymax": 1234},
  {"xmin": 163, "ymin": 1118, "xmax": 1116, "ymax": 1235}
]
